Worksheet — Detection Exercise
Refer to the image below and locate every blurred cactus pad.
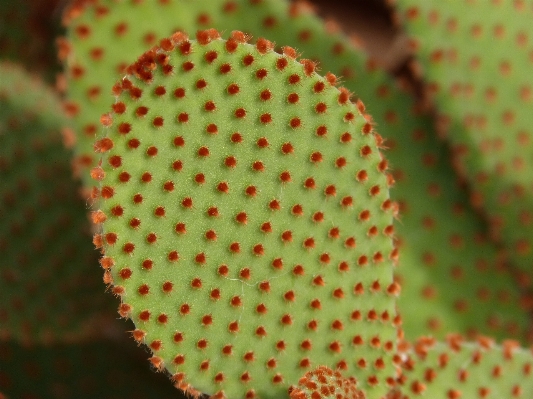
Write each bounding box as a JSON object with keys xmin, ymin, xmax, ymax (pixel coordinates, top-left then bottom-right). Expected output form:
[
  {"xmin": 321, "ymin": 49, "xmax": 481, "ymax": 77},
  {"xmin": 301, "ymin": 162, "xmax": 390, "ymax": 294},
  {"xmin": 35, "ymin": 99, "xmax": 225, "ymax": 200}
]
[
  {"xmin": 92, "ymin": 32, "xmax": 399, "ymax": 398},
  {"xmin": 392, "ymin": 0, "xmax": 533, "ymax": 275},
  {"xmin": 0, "ymin": 62, "xmax": 111, "ymax": 345}
]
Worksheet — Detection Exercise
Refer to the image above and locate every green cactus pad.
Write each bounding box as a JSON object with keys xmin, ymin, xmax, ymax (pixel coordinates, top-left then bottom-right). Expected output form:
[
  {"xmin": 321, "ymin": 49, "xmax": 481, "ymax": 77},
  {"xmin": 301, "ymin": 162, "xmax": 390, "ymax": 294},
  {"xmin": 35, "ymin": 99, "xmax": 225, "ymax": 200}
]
[
  {"xmin": 64, "ymin": 0, "xmax": 531, "ymax": 345},
  {"xmin": 93, "ymin": 34, "xmax": 398, "ymax": 398},
  {"xmin": 0, "ymin": 338, "xmax": 184, "ymax": 399},
  {"xmin": 0, "ymin": 62, "xmax": 113, "ymax": 344},
  {"xmin": 394, "ymin": 335, "xmax": 533, "ymax": 398},
  {"xmin": 392, "ymin": 0, "xmax": 533, "ymax": 274}
]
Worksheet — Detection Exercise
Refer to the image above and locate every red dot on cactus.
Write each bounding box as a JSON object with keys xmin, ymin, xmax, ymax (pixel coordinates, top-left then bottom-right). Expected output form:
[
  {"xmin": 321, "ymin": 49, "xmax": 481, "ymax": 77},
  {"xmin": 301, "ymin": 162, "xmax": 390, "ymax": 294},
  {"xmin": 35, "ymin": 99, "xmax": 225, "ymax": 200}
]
[
  {"xmin": 108, "ymin": 155, "xmax": 122, "ymax": 168},
  {"xmin": 180, "ymin": 304, "xmax": 190, "ymax": 315},
  {"xmin": 243, "ymin": 54, "xmax": 255, "ymax": 66},
  {"xmin": 256, "ymin": 137, "xmax": 269, "ymax": 148},
  {"xmin": 281, "ymin": 230, "xmax": 293, "ymax": 242},
  {"xmin": 111, "ymin": 205, "xmax": 124, "ymax": 216},
  {"xmin": 340, "ymin": 132, "xmax": 352, "ymax": 143},
  {"xmin": 155, "ymin": 206, "xmax": 166, "ymax": 217},
  {"xmin": 154, "ymin": 86, "xmax": 166, "ymax": 96},
  {"xmin": 182, "ymin": 198, "xmax": 193, "ymax": 208},
  {"xmin": 172, "ymin": 160, "xmax": 183, "ymax": 172},
  {"xmin": 150, "ymin": 340, "xmax": 162, "ymax": 351},
  {"xmin": 315, "ymin": 103, "xmax": 327, "ymax": 113},
  {"xmin": 146, "ymin": 146, "xmax": 158, "ymax": 157},
  {"xmin": 229, "ymin": 133, "xmax": 243, "ymax": 145},
  {"xmin": 123, "ymin": 242, "xmax": 135, "ymax": 254},
  {"xmin": 276, "ymin": 58, "xmax": 288, "ymax": 71},
  {"xmin": 280, "ymin": 171, "xmax": 291, "ymax": 182},
  {"xmin": 141, "ymin": 172, "xmax": 152, "ymax": 183},
  {"xmin": 235, "ymin": 212, "xmax": 247, "ymax": 224},
  {"xmin": 194, "ymin": 173, "xmax": 206, "ymax": 184},
  {"xmin": 341, "ymin": 196, "xmax": 353, "ymax": 208},
  {"xmin": 162, "ymin": 281, "xmax": 173, "ymax": 293},
  {"xmin": 182, "ymin": 61, "xmax": 194, "ymax": 71},
  {"xmin": 146, "ymin": 233, "xmax": 157, "ymax": 244},
  {"xmin": 120, "ymin": 268, "xmax": 132, "ymax": 279},
  {"xmin": 173, "ymin": 88, "xmax": 186, "ymax": 99},
  {"xmin": 368, "ymin": 226, "xmax": 378, "ymax": 237},
  {"xmin": 163, "ymin": 181, "xmax": 174, "ymax": 192},
  {"xmin": 358, "ymin": 256, "xmax": 368, "ymax": 266},
  {"xmin": 245, "ymin": 185, "xmax": 257, "ymax": 196},
  {"xmin": 138, "ymin": 284, "xmax": 150, "ymax": 295},
  {"xmin": 94, "ymin": 138, "xmax": 114, "ymax": 152},
  {"xmin": 167, "ymin": 254, "xmax": 184, "ymax": 269},
  {"xmin": 260, "ymin": 113, "xmax": 272, "ymax": 124},
  {"xmin": 356, "ymin": 170, "xmax": 368, "ymax": 182},
  {"xmin": 101, "ymin": 186, "xmax": 114, "ymax": 199},
  {"xmin": 303, "ymin": 238, "xmax": 315, "ymax": 249},
  {"xmin": 118, "ymin": 122, "xmax": 131, "ymax": 134},
  {"xmin": 217, "ymin": 182, "xmax": 229, "ymax": 193},
  {"xmin": 157, "ymin": 314, "xmax": 168, "ymax": 325},
  {"xmin": 260, "ymin": 89, "xmax": 272, "ymax": 101},
  {"xmin": 220, "ymin": 63, "xmax": 232, "ymax": 74},
  {"xmin": 129, "ymin": 87, "xmax": 143, "ymax": 100},
  {"xmin": 205, "ymin": 230, "xmax": 217, "ymax": 241},
  {"xmin": 197, "ymin": 339, "xmax": 208, "ymax": 349},
  {"xmin": 222, "ymin": 345, "xmax": 233, "ymax": 356},
  {"xmin": 191, "ymin": 278, "xmax": 202, "ymax": 289},
  {"xmin": 177, "ymin": 112, "xmax": 189, "ymax": 123},
  {"xmin": 360, "ymin": 145, "xmax": 372, "ymax": 157},
  {"xmin": 256, "ymin": 68, "xmax": 268, "ymax": 80},
  {"xmin": 269, "ymin": 199, "xmax": 281, "ymax": 210},
  {"xmin": 289, "ymin": 117, "xmax": 301, "ymax": 128},
  {"xmin": 128, "ymin": 138, "xmax": 140, "ymax": 149},
  {"xmin": 173, "ymin": 355, "xmax": 185, "ymax": 365},
  {"xmin": 253, "ymin": 244, "xmax": 265, "ymax": 256},
  {"xmin": 133, "ymin": 194, "xmax": 143, "ymax": 204},
  {"xmin": 229, "ymin": 242, "xmax": 241, "ymax": 253},
  {"xmin": 281, "ymin": 142, "xmax": 294, "ymax": 154},
  {"xmin": 325, "ymin": 185, "xmax": 336, "ymax": 197},
  {"xmin": 252, "ymin": 161, "xmax": 264, "ymax": 171},
  {"xmin": 175, "ymin": 223, "xmax": 186, "ymax": 234},
  {"xmin": 205, "ymin": 50, "xmax": 218, "ymax": 63},
  {"xmin": 206, "ymin": 123, "xmax": 218, "ymax": 134},
  {"xmin": 235, "ymin": 108, "xmax": 247, "ymax": 118},
  {"xmin": 287, "ymin": 93, "xmax": 299, "ymax": 104},
  {"xmin": 113, "ymin": 102, "xmax": 126, "ymax": 114},
  {"xmin": 196, "ymin": 79, "xmax": 208, "ymax": 90},
  {"xmin": 284, "ymin": 291, "xmax": 295, "ymax": 302},
  {"xmin": 359, "ymin": 210, "xmax": 370, "ymax": 221},
  {"xmin": 207, "ymin": 207, "xmax": 219, "ymax": 217},
  {"xmin": 230, "ymin": 296, "xmax": 242, "ymax": 307},
  {"xmin": 204, "ymin": 101, "xmax": 216, "ymax": 112},
  {"xmin": 310, "ymin": 152, "xmax": 323, "ymax": 163},
  {"xmin": 229, "ymin": 321, "xmax": 239, "ymax": 333},
  {"xmin": 139, "ymin": 310, "xmax": 150, "ymax": 321},
  {"xmin": 153, "ymin": 116, "xmax": 164, "ymax": 127},
  {"xmin": 195, "ymin": 253, "xmax": 206, "ymax": 264},
  {"xmin": 210, "ymin": 288, "xmax": 221, "ymax": 300},
  {"xmin": 261, "ymin": 222, "xmax": 273, "ymax": 233},
  {"xmin": 173, "ymin": 332, "xmax": 184, "ymax": 343},
  {"xmin": 259, "ymin": 281, "xmax": 271, "ymax": 292}
]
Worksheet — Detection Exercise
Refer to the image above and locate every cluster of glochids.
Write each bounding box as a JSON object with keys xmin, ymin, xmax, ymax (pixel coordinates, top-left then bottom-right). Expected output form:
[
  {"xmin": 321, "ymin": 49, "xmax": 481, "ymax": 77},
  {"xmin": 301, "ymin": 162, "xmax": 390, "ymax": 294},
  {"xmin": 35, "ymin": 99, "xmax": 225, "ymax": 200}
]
[{"xmin": 91, "ymin": 29, "xmax": 398, "ymax": 399}]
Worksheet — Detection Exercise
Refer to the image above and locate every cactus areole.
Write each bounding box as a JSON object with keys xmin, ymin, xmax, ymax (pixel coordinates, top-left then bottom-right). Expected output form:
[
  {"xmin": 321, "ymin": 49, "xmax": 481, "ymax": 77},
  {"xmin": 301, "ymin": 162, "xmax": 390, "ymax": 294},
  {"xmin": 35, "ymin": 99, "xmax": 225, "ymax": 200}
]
[{"xmin": 92, "ymin": 31, "xmax": 399, "ymax": 399}]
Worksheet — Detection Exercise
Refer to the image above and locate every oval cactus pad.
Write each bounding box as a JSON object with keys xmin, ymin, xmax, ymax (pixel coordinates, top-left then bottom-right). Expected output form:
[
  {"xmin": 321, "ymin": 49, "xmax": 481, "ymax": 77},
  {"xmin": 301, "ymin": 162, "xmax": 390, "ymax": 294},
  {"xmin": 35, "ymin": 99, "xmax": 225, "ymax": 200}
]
[{"xmin": 92, "ymin": 31, "xmax": 399, "ymax": 398}]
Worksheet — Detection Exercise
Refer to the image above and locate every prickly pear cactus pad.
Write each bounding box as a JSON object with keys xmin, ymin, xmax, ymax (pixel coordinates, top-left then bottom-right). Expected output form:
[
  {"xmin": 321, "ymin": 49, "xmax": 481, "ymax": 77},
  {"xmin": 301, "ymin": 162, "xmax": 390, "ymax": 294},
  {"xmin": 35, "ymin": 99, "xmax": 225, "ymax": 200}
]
[
  {"xmin": 0, "ymin": 62, "xmax": 111, "ymax": 344},
  {"xmin": 65, "ymin": 0, "xmax": 531, "ymax": 343},
  {"xmin": 394, "ymin": 335, "xmax": 533, "ymax": 398},
  {"xmin": 392, "ymin": 0, "xmax": 533, "ymax": 273},
  {"xmin": 92, "ymin": 33, "xmax": 399, "ymax": 398}
]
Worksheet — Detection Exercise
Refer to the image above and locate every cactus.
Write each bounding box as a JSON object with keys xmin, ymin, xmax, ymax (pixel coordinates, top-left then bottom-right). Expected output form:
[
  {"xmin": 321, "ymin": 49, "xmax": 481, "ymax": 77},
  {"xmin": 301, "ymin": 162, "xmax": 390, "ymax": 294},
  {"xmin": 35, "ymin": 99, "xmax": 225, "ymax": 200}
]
[
  {"xmin": 0, "ymin": 62, "xmax": 114, "ymax": 345},
  {"xmin": 62, "ymin": 0, "xmax": 530, "ymax": 346},
  {"xmin": 390, "ymin": 0, "xmax": 533, "ymax": 276},
  {"xmin": 394, "ymin": 335, "xmax": 533, "ymax": 398},
  {"xmin": 1, "ymin": 0, "xmax": 533, "ymax": 397},
  {"xmin": 92, "ymin": 32, "xmax": 398, "ymax": 399}
]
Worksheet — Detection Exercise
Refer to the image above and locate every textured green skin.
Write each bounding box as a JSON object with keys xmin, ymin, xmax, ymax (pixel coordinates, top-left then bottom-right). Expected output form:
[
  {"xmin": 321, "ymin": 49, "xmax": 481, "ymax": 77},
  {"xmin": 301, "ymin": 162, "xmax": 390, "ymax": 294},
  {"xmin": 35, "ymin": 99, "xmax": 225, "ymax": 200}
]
[
  {"xmin": 393, "ymin": 0, "xmax": 533, "ymax": 275},
  {"xmin": 0, "ymin": 62, "xmax": 113, "ymax": 344},
  {"xmin": 396, "ymin": 337, "xmax": 533, "ymax": 398},
  {"xmin": 95, "ymin": 38, "xmax": 397, "ymax": 399},
  {"xmin": 66, "ymin": 0, "xmax": 531, "ymax": 344},
  {"xmin": 0, "ymin": 337, "xmax": 184, "ymax": 399}
]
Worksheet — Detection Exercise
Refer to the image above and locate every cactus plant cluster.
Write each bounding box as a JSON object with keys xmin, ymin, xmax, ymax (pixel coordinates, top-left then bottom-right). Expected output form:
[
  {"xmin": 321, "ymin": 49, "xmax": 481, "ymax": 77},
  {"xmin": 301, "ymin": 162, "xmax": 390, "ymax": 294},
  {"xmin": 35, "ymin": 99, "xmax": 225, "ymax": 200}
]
[{"xmin": 1, "ymin": 0, "xmax": 532, "ymax": 398}]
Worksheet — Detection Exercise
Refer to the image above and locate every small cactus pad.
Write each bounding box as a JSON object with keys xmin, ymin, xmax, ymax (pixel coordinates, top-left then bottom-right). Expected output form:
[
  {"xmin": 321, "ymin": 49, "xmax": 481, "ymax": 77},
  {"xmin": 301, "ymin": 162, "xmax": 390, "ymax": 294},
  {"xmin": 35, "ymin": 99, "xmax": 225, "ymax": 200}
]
[
  {"xmin": 65, "ymin": 0, "xmax": 532, "ymax": 343},
  {"xmin": 289, "ymin": 366, "xmax": 364, "ymax": 399},
  {"xmin": 0, "ymin": 62, "xmax": 112, "ymax": 344},
  {"xmin": 394, "ymin": 335, "xmax": 533, "ymax": 398},
  {"xmin": 0, "ymin": 338, "xmax": 185, "ymax": 398},
  {"xmin": 93, "ymin": 33, "xmax": 398, "ymax": 398},
  {"xmin": 392, "ymin": 0, "xmax": 533, "ymax": 273}
]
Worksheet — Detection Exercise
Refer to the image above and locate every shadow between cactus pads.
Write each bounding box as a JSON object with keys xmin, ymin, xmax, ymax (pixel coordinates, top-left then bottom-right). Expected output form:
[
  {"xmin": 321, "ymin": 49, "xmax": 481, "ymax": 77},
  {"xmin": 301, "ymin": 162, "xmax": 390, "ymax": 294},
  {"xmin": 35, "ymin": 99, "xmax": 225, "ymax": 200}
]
[{"xmin": 91, "ymin": 31, "xmax": 399, "ymax": 398}]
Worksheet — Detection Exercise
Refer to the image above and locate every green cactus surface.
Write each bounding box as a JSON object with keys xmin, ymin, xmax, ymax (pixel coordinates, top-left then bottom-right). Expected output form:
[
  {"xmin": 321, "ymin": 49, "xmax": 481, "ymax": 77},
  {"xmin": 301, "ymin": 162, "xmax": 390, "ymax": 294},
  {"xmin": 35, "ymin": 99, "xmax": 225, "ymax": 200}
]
[
  {"xmin": 391, "ymin": 0, "xmax": 533, "ymax": 275},
  {"xmin": 64, "ymin": 0, "xmax": 532, "ymax": 345},
  {"xmin": 0, "ymin": 62, "xmax": 113, "ymax": 344},
  {"xmin": 394, "ymin": 335, "xmax": 533, "ymax": 398},
  {"xmin": 92, "ymin": 33, "xmax": 398, "ymax": 399}
]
